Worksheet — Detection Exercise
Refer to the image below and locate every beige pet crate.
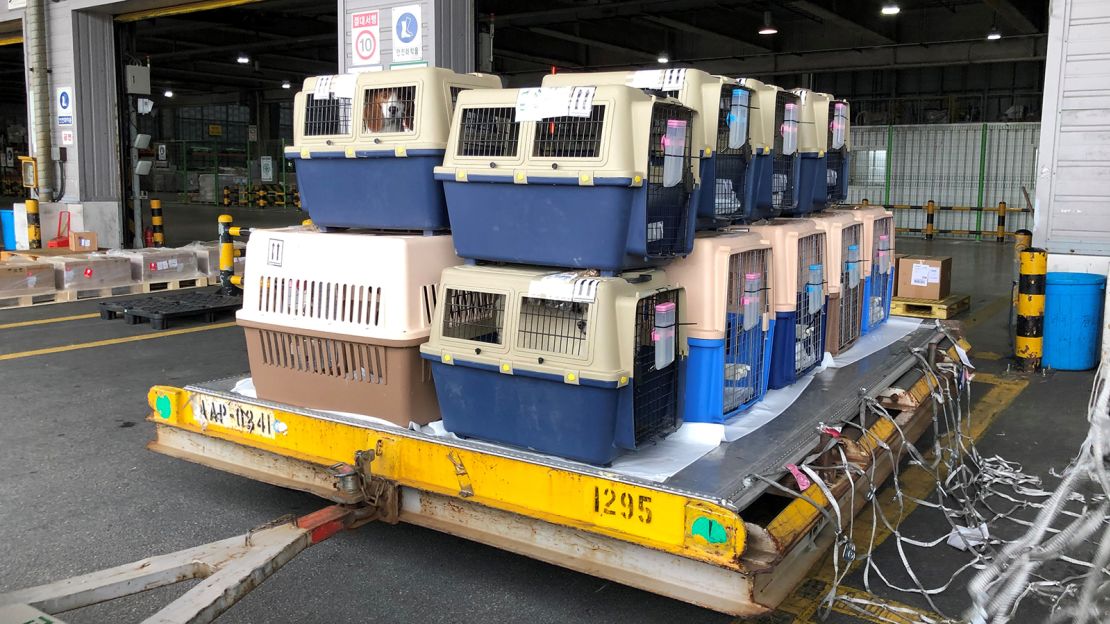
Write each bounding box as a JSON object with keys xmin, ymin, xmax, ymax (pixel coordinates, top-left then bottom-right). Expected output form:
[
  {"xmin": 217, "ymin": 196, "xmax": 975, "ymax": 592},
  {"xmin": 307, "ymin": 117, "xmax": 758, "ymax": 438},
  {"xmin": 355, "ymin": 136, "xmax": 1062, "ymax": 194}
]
[
  {"xmin": 237, "ymin": 227, "xmax": 460, "ymax": 427},
  {"xmin": 827, "ymin": 98, "xmax": 851, "ymax": 203},
  {"xmin": 109, "ymin": 248, "xmax": 200, "ymax": 282},
  {"xmin": 0, "ymin": 260, "xmax": 55, "ymax": 298},
  {"xmin": 419, "ymin": 264, "xmax": 686, "ymax": 465},
  {"xmin": 807, "ymin": 211, "xmax": 864, "ymax": 355},
  {"xmin": 47, "ymin": 254, "xmax": 133, "ymax": 291},
  {"xmin": 743, "ymin": 219, "xmax": 826, "ymax": 389},
  {"xmin": 287, "ymin": 68, "xmax": 501, "ymax": 231},
  {"xmin": 666, "ymin": 231, "xmax": 774, "ymax": 422},
  {"xmin": 740, "ymin": 80, "xmax": 801, "ymax": 216},
  {"xmin": 834, "ymin": 205, "xmax": 895, "ymax": 333}
]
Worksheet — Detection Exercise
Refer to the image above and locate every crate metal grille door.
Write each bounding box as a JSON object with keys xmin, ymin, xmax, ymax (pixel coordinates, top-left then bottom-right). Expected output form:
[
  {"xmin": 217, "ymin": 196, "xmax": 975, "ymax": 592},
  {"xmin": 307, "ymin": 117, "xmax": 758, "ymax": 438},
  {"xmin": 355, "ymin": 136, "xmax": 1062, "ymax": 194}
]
[
  {"xmin": 795, "ymin": 233, "xmax": 825, "ymax": 374},
  {"xmin": 363, "ymin": 85, "xmax": 416, "ymax": 133},
  {"xmin": 723, "ymin": 249, "xmax": 770, "ymax": 414},
  {"xmin": 532, "ymin": 105, "xmax": 606, "ymax": 159},
  {"xmin": 516, "ymin": 298, "xmax": 591, "ymax": 357},
  {"xmin": 304, "ymin": 94, "xmax": 352, "ymax": 136},
  {"xmin": 772, "ymin": 93, "xmax": 799, "ymax": 212},
  {"xmin": 633, "ymin": 289, "xmax": 681, "ymax": 444},
  {"xmin": 257, "ymin": 328, "xmax": 386, "ymax": 384},
  {"xmin": 442, "ymin": 288, "xmax": 506, "ymax": 344},
  {"xmin": 715, "ymin": 86, "xmax": 752, "ymax": 219},
  {"xmin": 839, "ymin": 224, "xmax": 863, "ymax": 349},
  {"xmin": 457, "ymin": 107, "xmax": 521, "ymax": 157},
  {"xmin": 869, "ymin": 217, "xmax": 894, "ymax": 328},
  {"xmin": 646, "ymin": 103, "xmax": 695, "ymax": 257},
  {"xmin": 826, "ymin": 149, "xmax": 845, "ymax": 203}
]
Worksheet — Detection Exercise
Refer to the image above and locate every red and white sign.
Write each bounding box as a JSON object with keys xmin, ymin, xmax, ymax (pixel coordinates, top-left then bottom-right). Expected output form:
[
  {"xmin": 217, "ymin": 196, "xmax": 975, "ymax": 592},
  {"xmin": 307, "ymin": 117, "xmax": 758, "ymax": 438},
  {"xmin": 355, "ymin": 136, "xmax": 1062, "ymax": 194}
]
[{"xmin": 350, "ymin": 10, "xmax": 380, "ymax": 68}]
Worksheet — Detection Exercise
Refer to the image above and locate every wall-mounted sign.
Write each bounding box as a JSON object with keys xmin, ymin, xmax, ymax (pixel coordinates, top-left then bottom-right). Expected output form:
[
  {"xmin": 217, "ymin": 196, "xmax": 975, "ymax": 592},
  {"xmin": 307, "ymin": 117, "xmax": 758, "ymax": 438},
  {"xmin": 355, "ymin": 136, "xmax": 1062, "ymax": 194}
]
[
  {"xmin": 208, "ymin": 124, "xmax": 223, "ymax": 137},
  {"xmin": 56, "ymin": 86, "xmax": 74, "ymax": 126},
  {"xmin": 350, "ymin": 10, "xmax": 380, "ymax": 68},
  {"xmin": 392, "ymin": 5, "xmax": 422, "ymax": 63}
]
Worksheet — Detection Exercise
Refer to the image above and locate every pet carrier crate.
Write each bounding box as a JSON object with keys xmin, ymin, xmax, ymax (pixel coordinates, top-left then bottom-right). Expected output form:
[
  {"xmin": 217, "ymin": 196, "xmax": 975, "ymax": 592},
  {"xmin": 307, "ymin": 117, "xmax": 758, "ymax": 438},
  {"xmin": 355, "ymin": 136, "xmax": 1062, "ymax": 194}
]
[
  {"xmin": 826, "ymin": 99, "xmax": 851, "ymax": 204},
  {"xmin": 666, "ymin": 231, "xmax": 774, "ymax": 423},
  {"xmin": 543, "ymin": 69, "xmax": 758, "ymax": 224},
  {"xmin": 806, "ymin": 211, "xmax": 864, "ymax": 355},
  {"xmin": 788, "ymin": 89, "xmax": 833, "ymax": 215},
  {"xmin": 737, "ymin": 78, "xmax": 781, "ymax": 221},
  {"xmin": 287, "ymin": 68, "xmax": 501, "ymax": 231},
  {"xmin": 744, "ymin": 220, "xmax": 827, "ymax": 389},
  {"xmin": 109, "ymin": 248, "xmax": 200, "ymax": 282},
  {"xmin": 768, "ymin": 86, "xmax": 802, "ymax": 216},
  {"xmin": 434, "ymin": 85, "xmax": 698, "ymax": 273},
  {"xmin": 835, "ymin": 206, "xmax": 896, "ymax": 334},
  {"xmin": 419, "ymin": 265, "xmax": 686, "ymax": 465},
  {"xmin": 236, "ymin": 228, "xmax": 461, "ymax": 427},
  {"xmin": 47, "ymin": 255, "xmax": 133, "ymax": 290}
]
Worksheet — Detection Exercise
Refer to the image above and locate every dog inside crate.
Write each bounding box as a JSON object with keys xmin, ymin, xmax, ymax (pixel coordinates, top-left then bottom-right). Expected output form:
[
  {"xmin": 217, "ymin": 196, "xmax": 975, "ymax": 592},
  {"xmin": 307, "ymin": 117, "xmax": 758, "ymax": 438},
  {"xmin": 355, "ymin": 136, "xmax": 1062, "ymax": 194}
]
[
  {"xmin": 457, "ymin": 107, "xmax": 520, "ymax": 157},
  {"xmin": 531, "ymin": 106, "xmax": 606, "ymax": 160},
  {"xmin": 363, "ymin": 86, "xmax": 416, "ymax": 133}
]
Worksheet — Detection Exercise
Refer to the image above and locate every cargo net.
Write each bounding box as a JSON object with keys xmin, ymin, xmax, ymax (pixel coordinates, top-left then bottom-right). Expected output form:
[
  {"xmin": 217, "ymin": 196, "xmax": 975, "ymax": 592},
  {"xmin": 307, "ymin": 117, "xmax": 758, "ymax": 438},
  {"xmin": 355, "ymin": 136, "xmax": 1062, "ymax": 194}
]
[
  {"xmin": 516, "ymin": 297, "xmax": 590, "ymax": 357},
  {"xmin": 646, "ymin": 103, "xmax": 695, "ymax": 257},
  {"xmin": 745, "ymin": 325, "xmax": 1110, "ymax": 624},
  {"xmin": 794, "ymin": 232, "xmax": 825, "ymax": 374},
  {"xmin": 714, "ymin": 85, "xmax": 753, "ymax": 220},
  {"xmin": 532, "ymin": 105, "xmax": 606, "ymax": 159},
  {"xmin": 304, "ymin": 94, "xmax": 352, "ymax": 136},
  {"xmin": 723, "ymin": 249, "xmax": 771, "ymax": 414},
  {"xmin": 632, "ymin": 289, "xmax": 681, "ymax": 445},
  {"xmin": 457, "ymin": 106, "xmax": 521, "ymax": 158},
  {"xmin": 254, "ymin": 327, "xmax": 386, "ymax": 384},
  {"xmin": 826, "ymin": 149, "xmax": 846, "ymax": 203},
  {"xmin": 870, "ymin": 216, "xmax": 895, "ymax": 330},
  {"xmin": 442, "ymin": 288, "xmax": 506, "ymax": 344},
  {"xmin": 363, "ymin": 85, "xmax": 416, "ymax": 133},
  {"xmin": 839, "ymin": 224, "xmax": 863, "ymax": 350}
]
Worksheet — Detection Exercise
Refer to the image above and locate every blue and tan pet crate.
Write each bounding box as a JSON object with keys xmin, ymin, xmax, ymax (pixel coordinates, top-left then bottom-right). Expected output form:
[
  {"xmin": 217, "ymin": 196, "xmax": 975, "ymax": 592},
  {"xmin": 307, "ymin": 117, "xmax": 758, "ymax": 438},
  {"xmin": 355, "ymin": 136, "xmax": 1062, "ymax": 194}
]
[
  {"xmin": 788, "ymin": 89, "xmax": 833, "ymax": 215},
  {"xmin": 738, "ymin": 78, "xmax": 784, "ymax": 220},
  {"xmin": 743, "ymin": 82, "xmax": 801, "ymax": 217},
  {"xmin": 287, "ymin": 68, "xmax": 501, "ymax": 231},
  {"xmin": 667, "ymin": 231, "xmax": 774, "ymax": 423},
  {"xmin": 544, "ymin": 68, "xmax": 761, "ymax": 224},
  {"xmin": 745, "ymin": 220, "xmax": 827, "ymax": 389},
  {"xmin": 420, "ymin": 265, "xmax": 686, "ymax": 465},
  {"xmin": 237, "ymin": 227, "xmax": 461, "ymax": 427},
  {"xmin": 435, "ymin": 85, "xmax": 698, "ymax": 273},
  {"xmin": 836, "ymin": 205, "xmax": 895, "ymax": 334},
  {"xmin": 807, "ymin": 211, "xmax": 864, "ymax": 355},
  {"xmin": 826, "ymin": 99, "xmax": 851, "ymax": 205}
]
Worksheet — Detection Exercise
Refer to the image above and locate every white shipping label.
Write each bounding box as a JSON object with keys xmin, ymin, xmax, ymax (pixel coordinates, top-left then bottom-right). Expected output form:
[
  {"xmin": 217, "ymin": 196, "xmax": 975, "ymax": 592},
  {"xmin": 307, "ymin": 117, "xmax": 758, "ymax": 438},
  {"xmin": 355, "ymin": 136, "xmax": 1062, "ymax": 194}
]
[
  {"xmin": 156, "ymin": 260, "xmax": 169, "ymax": 271},
  {"xmin": 627, "ymin": 68, "xmax": 687, "ymax": 92},
  {"xmin": 661, "ymin": 68, "xmax": 687, "ymax": 92},
  {"xmin": 312, "ymin": 75, "xmax": 335, "ymax": 99},
  {"xmin": 910, "ymin": 263, "xmax": 931, "ymax": 287},
  {"xmin": 515, "ymin": 87, "xmax": 594, "ymax": 121},
  {"xmin": 528, "ymin": 272, "xmax": 600, "ymax": 303},
  {"xmin": 567, "ymin": 87, "xmax": 596, "ymax": 117},
  {"xmin": 330, "ymin": 74, "xmax": 356, "ymax": 100},
  {"xmin": 168, "ymin": 258, "xmax": 179, "ymax": 269},
  {"xmin": 926, "ymin": 266, "xmax": 940, "ymax": 283}
]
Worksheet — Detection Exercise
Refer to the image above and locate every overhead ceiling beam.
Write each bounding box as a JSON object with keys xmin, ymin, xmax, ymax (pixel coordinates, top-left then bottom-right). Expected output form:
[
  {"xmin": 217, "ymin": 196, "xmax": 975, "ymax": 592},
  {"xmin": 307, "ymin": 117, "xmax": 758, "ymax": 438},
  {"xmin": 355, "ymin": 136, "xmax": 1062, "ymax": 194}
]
[
  {"xmin": 780, "ymin": 1, "xmax": 895, "ymax": 45},
  {"xmin": 492, "ymin": 0, "xmax": 740, "ymax": 27},
  {"xmin": 982, "ymin": 0, "xmax": 1039, "ymax": 35},
  {"xmin": 495, "ymin": 48, "xmax": 583, "ymax": 70},
  {"xmin": 145, "ymin": 33, "xmax": 334, "ymax": 62},
  {"xmin": 634, "ymin": 15, "xmax": 770, "ymax": 54},
  {"xmin": 527, "ymin": 27, "xmax": 659, "ymax": 61}
]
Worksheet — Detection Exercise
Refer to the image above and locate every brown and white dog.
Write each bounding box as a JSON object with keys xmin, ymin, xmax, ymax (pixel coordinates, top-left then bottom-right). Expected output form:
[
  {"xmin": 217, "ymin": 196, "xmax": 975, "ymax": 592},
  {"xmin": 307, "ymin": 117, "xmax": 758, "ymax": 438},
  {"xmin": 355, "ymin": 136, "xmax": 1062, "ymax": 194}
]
[{"xmin": 365, "ymin": 89, "xmax": 411, "ymax": 133}]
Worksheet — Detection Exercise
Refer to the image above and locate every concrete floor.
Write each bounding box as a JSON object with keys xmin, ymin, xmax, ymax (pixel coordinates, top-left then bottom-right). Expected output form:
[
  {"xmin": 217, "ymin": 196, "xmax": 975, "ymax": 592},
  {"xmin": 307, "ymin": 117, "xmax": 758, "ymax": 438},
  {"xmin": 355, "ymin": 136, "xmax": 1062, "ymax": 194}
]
[{"xmin": 0, "ymin": 236, "xmax": 1096, "ymax": 623}]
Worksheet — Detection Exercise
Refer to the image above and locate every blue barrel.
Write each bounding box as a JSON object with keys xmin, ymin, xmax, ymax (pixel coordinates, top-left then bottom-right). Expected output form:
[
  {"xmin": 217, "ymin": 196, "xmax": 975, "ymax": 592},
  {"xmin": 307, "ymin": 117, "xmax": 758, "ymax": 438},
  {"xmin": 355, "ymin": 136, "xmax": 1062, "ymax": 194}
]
[
  {"xmin": 0, "ymin": 209, "xmax": 14, "ymax": 250},
  {"xmin": 1043, "ymin": 272, "xmax": 1106, "ymax": 371}
]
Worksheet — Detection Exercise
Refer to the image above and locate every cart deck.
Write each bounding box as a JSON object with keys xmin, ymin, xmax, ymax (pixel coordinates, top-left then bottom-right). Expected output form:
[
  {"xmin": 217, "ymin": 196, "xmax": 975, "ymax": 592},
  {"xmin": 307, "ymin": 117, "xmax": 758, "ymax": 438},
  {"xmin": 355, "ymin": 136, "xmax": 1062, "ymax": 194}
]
[{"xmin": 137, "ymin": 324, "xmax": 957, "ymax": 617}]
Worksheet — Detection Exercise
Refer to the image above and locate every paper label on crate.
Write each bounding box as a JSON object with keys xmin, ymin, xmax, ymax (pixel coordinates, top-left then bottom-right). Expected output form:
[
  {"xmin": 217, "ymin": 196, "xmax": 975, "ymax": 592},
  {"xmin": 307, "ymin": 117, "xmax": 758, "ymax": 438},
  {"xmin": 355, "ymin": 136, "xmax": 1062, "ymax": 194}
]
[
  {"xmin": 910, "ymin": 262, "xmax": 931, "ymax": 287},
  {"xmin": 528, "ymin": 272, "xmax": 600, "ymax": 303},
  {"xmin": 514, "ymin": 87, "xmax": 595, "ymax": 121},
  {"xmin": 312, "ymin": 75, "xmax": 355, "ymax": 100},
  {"xmin": 927, "ymin": 266, "xmax": 940, "ymax": 283},
  {"xmin": 313, "ymin": 75, "xmax": 334, "ymax": 99},
  {"xmin": 157, "ymin": 260, "xmax": 169, "ymax": 271},
  {"xmin": 627, "ymin": 68, "xmax": 687, "ymax": 92}
]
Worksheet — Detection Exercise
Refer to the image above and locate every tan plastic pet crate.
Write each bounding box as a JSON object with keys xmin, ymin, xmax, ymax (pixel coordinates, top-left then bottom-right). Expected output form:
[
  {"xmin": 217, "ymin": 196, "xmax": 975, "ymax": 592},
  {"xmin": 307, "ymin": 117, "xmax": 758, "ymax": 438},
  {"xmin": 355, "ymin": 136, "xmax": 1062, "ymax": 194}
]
[
  {"xmin": 789, "ymin": 88, "xmax": 832, "ymax": 215},
  {"xmin": 743, "ymin": 219, "xmax": 827, "ymax": 389},
  {"xmin": 834, "ymin": 205, "xmax": 895, "ymax": 333},
  {"xmin": 739, "ymin": 78, "xmax": 799, "ymax": 218},
  {"xmin": 420, "ymin": 264, "xmax": 686, "ymax": 465},
  {"xmin": 237, "ymin": 228, "xmax": 461, "ymax": 427},
  {"xmin": 287, "ymin": 68, "xmax": 501, "ymax": 231},
  {"xmin": 807, "ymin": 211, "xmax": 864, "ymax": 355},
  {"xmin": 827, "ymin": 98, "xmax": 851, "ymax": 204},
  {"xmin": 667, "ymin": 231, "xmax": 774, "ymax": 423}
]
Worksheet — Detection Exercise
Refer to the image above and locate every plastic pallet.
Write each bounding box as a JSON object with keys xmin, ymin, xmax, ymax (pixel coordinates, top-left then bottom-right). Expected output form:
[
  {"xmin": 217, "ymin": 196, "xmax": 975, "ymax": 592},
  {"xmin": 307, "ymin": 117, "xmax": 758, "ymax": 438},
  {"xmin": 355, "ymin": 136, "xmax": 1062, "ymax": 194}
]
[{"xmin": 99, "ymin": 290, "xmax": 243, "ymax": 330}]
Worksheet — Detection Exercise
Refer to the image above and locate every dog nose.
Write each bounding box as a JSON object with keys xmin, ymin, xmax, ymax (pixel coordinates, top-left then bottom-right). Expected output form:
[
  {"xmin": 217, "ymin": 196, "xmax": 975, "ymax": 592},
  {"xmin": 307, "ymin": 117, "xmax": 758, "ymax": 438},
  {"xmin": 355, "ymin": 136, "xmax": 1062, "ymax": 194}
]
[{"xmin": 389, "ymin": 106, "xmax": 398, "ymax": 114}]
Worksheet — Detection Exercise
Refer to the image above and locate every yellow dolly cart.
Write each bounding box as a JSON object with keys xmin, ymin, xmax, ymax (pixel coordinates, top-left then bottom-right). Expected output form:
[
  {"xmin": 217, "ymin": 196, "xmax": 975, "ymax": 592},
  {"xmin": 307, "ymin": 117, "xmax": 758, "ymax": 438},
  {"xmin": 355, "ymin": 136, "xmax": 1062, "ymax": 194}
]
[{"xmin": 0, "ymin": 324, "xmax": 961, "ymax": 623}]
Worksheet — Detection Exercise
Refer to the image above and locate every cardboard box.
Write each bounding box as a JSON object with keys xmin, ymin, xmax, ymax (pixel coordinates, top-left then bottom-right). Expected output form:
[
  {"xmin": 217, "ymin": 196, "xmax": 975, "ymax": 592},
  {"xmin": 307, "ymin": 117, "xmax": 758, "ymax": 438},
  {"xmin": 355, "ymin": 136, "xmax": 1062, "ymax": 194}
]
[
  {"xmin": 892, "ymin": 253, "xmax": 909, "ymax": 293},
  {"xmin": 69, "ymin": 231, "xmax": 97, "ymax": 251},
  {"xmin": 897, "ymin": 256, "xmax": 952, "ymax": 300}
]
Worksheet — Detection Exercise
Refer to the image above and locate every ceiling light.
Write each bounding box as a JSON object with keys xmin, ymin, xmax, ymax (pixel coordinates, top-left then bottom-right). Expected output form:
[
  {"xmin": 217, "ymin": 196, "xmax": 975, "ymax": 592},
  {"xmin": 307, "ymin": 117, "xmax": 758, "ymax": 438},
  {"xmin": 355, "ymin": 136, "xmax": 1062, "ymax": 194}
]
[
  {"xmin": 986, "ymin": 28, "xmax": 1002, "ymax": 40},
  {"xmin": 281, "ymin": 80, "xmax": 291, "ymax": 89},
  {"xmin": 163, "ymin": 89, "xmax": 173, "ymax": 98},
  {"xmin": 657, "ymin": 53, "xmax": 669, "ymax": 64},
  {"xmin": 236, "ymin": 53, "xmax": 250, "ymax": 64},
  {"xmin": 758, "ymin": 11, "xmax": 778, "ymax": 35},
  {"xmin": 880, "ymin": 3, "xmax": 900, "ymax": 15}
]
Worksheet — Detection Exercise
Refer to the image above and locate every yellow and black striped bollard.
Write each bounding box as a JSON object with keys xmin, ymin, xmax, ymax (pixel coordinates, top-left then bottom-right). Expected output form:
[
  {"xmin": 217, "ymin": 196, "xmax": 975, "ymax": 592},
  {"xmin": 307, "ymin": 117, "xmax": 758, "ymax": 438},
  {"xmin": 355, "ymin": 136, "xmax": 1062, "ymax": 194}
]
[
  {"xmin": 1015, "ymin": 247, "xmax": 1047, "ymax": 371},
  {"xmin": 25, "ymin": 198, "xmax": 41, "ymax": 249},
  {"xmin": 150, "ymin": 199, "xmax": 165, "ymax": 247},
  {"xmin": 925, "ymin": 200, "xmax": 936, "ymax": 240},
  {"xmin": 996, "ymin": 202, "xmax": 1007, "ymax": 243}
]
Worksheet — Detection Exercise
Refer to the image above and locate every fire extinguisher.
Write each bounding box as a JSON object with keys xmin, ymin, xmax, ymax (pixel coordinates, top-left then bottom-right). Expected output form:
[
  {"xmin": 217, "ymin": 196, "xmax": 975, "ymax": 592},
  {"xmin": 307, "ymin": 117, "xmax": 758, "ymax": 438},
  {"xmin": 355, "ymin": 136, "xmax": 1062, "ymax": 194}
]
[{"xmin": 143, "ymin": 227, "xmax": 154, "ymax": 248}]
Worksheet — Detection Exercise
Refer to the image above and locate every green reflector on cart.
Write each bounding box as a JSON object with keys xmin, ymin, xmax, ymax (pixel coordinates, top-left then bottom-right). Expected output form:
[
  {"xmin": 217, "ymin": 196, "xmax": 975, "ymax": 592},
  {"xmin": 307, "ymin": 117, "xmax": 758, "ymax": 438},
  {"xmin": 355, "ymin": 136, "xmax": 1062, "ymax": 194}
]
[
  {"xmin": 156, "ymin": 394, "xmax": 172, "ymax": 419},
  {"xmin": 691, "ymin": 516, "xmax": 727, "ymax": 544}
]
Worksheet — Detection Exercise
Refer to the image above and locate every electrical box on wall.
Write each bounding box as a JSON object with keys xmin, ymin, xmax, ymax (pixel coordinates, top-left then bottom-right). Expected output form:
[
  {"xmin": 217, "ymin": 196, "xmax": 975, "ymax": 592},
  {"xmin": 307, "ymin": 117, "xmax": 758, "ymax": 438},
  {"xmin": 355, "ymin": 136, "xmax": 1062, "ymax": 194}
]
[{"xmin": 125, "ymin": 65, "xmax": 151, "ymax": 95}]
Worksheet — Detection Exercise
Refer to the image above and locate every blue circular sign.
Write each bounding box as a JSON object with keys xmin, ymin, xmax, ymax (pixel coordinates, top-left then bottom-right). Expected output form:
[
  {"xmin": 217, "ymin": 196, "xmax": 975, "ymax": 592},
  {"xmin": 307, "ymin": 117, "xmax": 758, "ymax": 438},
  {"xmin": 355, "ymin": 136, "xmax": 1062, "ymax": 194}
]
[
  {"xmin": 59, "ymin": 91, "xmax": 70, "ymax": 109},
  {"xmin": 396, "ymin": 12, "xmax": 418, "ymax": 44}
]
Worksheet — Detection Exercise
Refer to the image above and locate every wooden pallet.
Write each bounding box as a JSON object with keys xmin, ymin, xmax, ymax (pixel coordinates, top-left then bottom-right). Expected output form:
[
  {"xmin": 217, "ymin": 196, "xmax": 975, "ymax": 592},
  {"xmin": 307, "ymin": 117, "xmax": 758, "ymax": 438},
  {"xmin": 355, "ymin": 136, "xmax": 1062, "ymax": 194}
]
[
  {"xmin": 0, "ymin": 248, "xmax": 97, "ymax": 262},
  {"xmin": 140, "ymin": 275, "xmax": 210, "ymax": 293},
  {"xmin": 891, "ymin": 294, "xmax": 971, "ymax": 319},
  {"xmin": 0, "ymin": 276, "xmax": 211, "ymax": 310}
]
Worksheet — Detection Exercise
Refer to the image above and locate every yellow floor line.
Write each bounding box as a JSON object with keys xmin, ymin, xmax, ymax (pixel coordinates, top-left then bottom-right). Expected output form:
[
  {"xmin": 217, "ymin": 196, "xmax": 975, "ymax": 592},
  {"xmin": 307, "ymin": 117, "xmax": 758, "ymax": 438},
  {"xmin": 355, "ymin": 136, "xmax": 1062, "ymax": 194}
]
[
  {"xmin": 0, "ymin": 312, "xmax": 101, "ymax": 330},
  {"xmin": 0, "ymin": 321, "xmax": 236, "ymax": 361},
  {"xmin": 974, "ymin": 351, "xmax": 1005, "ymax": 361},
  {"xmin": 768, "ymin": 578, "xmax": 946, "ymax": 624}
]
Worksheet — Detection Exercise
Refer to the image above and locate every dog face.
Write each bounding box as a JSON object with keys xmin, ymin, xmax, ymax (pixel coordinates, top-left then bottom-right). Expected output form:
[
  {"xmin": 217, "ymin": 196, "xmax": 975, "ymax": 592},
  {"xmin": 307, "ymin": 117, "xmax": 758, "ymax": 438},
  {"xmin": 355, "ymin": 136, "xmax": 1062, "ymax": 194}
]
[{"xmin": 365, "ymin": 88, "xmax": 410, "ymax": 133}]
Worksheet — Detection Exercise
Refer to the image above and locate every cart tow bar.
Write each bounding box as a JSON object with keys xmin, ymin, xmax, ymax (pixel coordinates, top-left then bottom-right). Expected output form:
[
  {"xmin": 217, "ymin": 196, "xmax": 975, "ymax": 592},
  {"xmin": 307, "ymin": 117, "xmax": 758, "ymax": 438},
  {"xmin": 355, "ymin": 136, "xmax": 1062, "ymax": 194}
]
[{"xmin": 0, "ymin": 504, "xmax": 375, "ymax": 624}]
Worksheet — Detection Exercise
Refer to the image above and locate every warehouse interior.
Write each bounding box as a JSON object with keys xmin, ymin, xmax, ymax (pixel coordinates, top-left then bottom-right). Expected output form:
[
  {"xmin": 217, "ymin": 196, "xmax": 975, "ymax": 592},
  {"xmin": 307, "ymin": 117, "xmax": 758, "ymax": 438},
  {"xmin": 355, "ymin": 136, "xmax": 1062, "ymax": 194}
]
[{"xmin": 4, "ymin": 1, "xmax": 1110, "ymax": 623}]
